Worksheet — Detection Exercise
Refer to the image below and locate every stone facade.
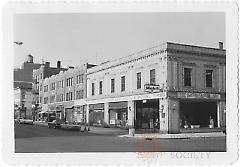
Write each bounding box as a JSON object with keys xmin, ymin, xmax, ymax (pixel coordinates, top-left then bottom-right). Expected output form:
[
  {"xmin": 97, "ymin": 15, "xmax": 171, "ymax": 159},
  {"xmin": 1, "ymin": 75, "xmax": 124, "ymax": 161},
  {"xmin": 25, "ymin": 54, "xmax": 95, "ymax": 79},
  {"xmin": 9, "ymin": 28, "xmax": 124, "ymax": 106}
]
[{"xmin": 86, "ymin": 42, "xmax": 226, "ymax": 133}]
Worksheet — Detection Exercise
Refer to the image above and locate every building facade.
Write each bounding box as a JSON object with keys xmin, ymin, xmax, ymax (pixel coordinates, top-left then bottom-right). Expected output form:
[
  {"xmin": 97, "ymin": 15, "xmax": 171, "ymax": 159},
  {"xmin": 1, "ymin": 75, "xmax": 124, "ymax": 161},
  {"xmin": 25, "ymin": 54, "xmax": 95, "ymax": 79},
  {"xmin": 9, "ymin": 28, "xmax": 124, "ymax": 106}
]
[
  {"xmin": 39, "ymin": 63, "xmax": 95, "ymax": 123},
  {"xmin": 86, "ymin": 42, "xmax": 226, "ymax": 133},
  {"xmin": 14, "ymin": 55, "xmax": 42, "ymax": 118},
  {"xmin": 32, "ymin": 61, "xmax": 68, "ymax": 120},
  {"xmin": 14, "ymin": 83, "xmax": 34, "ymax": 119}
]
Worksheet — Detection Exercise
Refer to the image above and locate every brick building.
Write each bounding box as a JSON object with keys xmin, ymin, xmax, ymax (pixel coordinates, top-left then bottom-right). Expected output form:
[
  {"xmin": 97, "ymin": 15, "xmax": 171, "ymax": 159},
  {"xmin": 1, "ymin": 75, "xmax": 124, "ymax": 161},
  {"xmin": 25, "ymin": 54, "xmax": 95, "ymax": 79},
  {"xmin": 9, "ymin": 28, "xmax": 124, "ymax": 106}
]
[
  {"xmin": 86, "ymin": 42, "xmax": 226, "ymax": 133},
  {"xmin": 14, "ymin": 55, "xmax": 43, "ymax": 118},
  {"xmin": 40, "ymin": 63, "xmax": 95, "ymax": 122}
]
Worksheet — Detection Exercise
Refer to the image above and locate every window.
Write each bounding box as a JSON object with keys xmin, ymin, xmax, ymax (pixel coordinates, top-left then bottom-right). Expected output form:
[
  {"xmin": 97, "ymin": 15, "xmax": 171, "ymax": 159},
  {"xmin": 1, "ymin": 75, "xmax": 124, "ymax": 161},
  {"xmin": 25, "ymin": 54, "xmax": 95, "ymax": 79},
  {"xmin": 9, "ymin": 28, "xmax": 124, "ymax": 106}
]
[
  {"xmin": 66, "ymin": 92, "xmax": 73, "ymax": 101},
  {"xmin": 51, "ymin": 83, "xmax": 55, "ymax": 90},
  {"xmin": 76, "ymin": 90, "xmax": 84, "ymax": 99},
  {"xmin": 121, "ymin": 76, "xmax": 125, "ymax": 92},
  {"xmin": 111, "ymin": 79, "xmax": 115, "ymax": 93},
  {"xmin": 150, "ymin": 69, "xmax": 156, "ymax": 85},
  {"xmin": 205, "ymin": 69, "xmax": 213, "ymax": 88},
  {"xmin": 77, "ymin": 74, "xmax": 84, "ymax": 84},
  {"xmin": 184, "ymin": 68, "xmax": 192, "ymax": 86},
  {"xmin": 99, "ymin": 81, "xmax": 103, "ymax": 95},
  {"xmin": 50, "ymin": 95, "xmax": 55, "ymax": 103},
  {"xmin": 44, "ymin": 97, "xmax": 48, "ymax": 104},
  {"xmin": 137, "ymin": 72, "xmax": 141, "ymax": 89},
  {"xmin": 92, "ymin": 83, "xmax": 95, "ymax": 96},
  {"xmin": 66, "ymin": 77, "xmax": 73, "ymax": 87},
  {"xmin": 44, "ymin": 85, "xmax": 48, "ymax": 92}
]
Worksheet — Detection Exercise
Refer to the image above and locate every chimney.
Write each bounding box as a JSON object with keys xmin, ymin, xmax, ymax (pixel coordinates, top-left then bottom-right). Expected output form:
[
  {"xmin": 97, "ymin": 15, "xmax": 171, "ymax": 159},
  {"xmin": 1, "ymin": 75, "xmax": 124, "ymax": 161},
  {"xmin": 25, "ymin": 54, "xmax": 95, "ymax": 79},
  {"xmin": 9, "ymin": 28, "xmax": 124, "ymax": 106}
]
[
  {"xmin": 45, "ymin": 62, "xmax": 50, "ymax": 67},
  {"xmin": 219, "ymin": 42, "xmax": 223, "ymax": 50},
  {"xmin": 57, "ymin": 61, "xmax": 61, "ymax": 68}
]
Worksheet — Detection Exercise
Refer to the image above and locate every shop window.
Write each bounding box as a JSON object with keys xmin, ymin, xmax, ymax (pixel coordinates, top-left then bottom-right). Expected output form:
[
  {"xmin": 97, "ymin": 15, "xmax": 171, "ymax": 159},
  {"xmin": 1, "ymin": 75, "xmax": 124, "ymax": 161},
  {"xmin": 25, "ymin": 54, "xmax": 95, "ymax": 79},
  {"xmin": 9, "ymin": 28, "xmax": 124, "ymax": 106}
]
[
  {"xmin": 111, "ymin": 78, "xmax": 115, "ymax": 93},
  {"xmin": 121, "ymin": 76, "xmax": 125, "ymax": 92},
  {"xmin": 150, "ymin": 69, "xmax": 156, "ymax": 85},
  {"xmin": 184, "ymin": 68, "xmax": 192, "ymax": 87},
  {"xmin": 137, "ymin": 72, "xmax": 141, "ymax": 89},
  {"xmin": 99, "ymin": 81, "xmax": 103, "ymax": 95},
  {"xmin": 205, "ymin": 69, "xmax": 213, "ymax": 88},
  {"xmin": 92, "ymin": 83, "xmax": 95, "ymax": 96}
]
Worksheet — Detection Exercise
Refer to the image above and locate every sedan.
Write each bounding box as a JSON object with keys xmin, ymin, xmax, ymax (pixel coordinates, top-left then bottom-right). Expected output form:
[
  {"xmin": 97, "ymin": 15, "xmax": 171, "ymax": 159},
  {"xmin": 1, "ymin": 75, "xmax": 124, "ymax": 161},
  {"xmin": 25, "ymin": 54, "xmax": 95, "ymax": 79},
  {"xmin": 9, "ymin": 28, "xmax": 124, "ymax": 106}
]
[
  {"xmin": 48, "ymin": 120, "xmax": 62, "ymax": 129},
  {"xmin": 60, "ymin": 124, "xmax": 81, "ymax": 131},
  {"xmin": 19, "ymin": 118, "xmax": 33, "ymax": 125}
]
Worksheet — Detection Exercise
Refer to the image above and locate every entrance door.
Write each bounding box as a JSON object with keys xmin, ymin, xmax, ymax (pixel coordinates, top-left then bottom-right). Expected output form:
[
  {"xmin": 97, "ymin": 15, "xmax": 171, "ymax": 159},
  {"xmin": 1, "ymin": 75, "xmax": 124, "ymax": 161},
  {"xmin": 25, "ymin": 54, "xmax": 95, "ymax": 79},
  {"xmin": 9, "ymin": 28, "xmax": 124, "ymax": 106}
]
[
  {"xmin": 136, "ymin": 99, "xmax": 159, "ymax": 129},
  {"xmin": 179, "ymin": 101, "xmax": 217, "ymax": 128}
]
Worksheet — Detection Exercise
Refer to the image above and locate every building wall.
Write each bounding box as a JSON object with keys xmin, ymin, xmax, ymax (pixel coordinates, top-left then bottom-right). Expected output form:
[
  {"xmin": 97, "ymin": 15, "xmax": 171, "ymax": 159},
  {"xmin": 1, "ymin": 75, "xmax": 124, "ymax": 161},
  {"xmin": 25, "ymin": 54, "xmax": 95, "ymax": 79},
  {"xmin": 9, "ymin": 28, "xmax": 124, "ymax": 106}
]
[
  {"xmin": 14, "ymin": 87, "xmax": 34, "ymax": 119},
  {"xmin": 40, "ymin": 65, "xmax": 88, "ymax": 118},
  {"xmin": 87, "ymin": 48, "xmax": 168, "ymax": 100},
  {"xmin": 166, "ymin": 43, "xmax": 226, "ymax": 92}
]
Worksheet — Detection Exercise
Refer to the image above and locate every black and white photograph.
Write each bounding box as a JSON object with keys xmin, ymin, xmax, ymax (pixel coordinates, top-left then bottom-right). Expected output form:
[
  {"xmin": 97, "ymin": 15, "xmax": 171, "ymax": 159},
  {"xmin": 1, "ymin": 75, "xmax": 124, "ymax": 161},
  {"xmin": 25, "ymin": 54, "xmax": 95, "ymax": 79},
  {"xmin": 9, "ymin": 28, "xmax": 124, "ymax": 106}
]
[{"xmin": 1, "ymin": 1, "xmax": 239, "ymax": 166}]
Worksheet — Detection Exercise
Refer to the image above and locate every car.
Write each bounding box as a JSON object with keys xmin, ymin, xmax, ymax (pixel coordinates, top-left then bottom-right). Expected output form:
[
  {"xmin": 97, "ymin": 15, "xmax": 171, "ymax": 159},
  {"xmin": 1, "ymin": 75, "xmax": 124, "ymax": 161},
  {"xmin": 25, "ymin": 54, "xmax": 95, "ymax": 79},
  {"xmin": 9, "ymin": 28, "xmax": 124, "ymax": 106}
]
[
  {"xmin": 19, "ymin": 118, "xmax": 33, "ymax": 125},
  {"xmin": 60, "ymin": 124, "xmax": 81, "ymax": 131},
  {"xmin": 48, "ymin": 120, "xmax": 62, "ymax": 129}
]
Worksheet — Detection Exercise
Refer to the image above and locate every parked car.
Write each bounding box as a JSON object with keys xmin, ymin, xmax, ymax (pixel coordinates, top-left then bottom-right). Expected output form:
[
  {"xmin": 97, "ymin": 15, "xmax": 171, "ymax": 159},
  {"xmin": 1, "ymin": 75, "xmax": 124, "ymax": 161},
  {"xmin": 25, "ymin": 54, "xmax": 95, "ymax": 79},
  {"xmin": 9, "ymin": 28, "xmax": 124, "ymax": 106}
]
[
  {"xmin": 48, "ymin": 120, "xmax": 62, "ymax": 129},
  {"xmin": 19, "ymin": 118, "xmax": 33, "ymax": 125},
  {"xmin": 15, "ymin": 117, "xmax": 23, "ymax": 124},
  {"xmin": 60, "ymin": 123, "xmax": 81, "ymax": 131}
]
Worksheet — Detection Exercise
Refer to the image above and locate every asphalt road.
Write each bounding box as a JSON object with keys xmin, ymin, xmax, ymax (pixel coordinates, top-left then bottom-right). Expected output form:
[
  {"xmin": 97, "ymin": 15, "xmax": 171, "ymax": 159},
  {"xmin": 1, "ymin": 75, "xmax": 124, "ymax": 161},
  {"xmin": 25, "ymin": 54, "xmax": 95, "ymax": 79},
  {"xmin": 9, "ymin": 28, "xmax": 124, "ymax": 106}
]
[{"xmin": 15, "ymin": 124, "xmax": 226, "ymax": 153}]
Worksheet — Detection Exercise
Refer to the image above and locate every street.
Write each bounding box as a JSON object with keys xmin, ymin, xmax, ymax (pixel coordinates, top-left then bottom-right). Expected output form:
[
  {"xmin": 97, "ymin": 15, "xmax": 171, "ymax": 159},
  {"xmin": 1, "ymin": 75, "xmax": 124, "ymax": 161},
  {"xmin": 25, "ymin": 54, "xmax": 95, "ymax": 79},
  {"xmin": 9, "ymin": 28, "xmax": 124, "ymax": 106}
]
[{"xmin": 15, "ymin": 124, "xmax": 226, "ymax": 153}]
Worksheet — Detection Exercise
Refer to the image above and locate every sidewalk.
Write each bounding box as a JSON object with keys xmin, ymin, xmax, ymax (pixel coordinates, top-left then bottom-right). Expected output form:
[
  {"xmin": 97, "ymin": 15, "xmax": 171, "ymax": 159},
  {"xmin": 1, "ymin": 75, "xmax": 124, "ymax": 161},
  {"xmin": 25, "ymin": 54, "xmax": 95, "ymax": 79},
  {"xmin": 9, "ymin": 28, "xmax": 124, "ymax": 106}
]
[{"xmin": 119, "ymin": 132, "xmax": 226, "ymax": 139}]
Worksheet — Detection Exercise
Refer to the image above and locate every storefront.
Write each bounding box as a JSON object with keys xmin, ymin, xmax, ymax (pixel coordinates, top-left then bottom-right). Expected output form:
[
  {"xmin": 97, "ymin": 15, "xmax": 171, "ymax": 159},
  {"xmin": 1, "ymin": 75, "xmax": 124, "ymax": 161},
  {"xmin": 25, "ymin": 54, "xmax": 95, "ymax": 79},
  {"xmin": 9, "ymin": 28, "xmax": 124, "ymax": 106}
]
[
  {"xmin": 179, "ymin": 100, "xmax": 217, "ymax": 128},
  {"xmin": 89, "ymin": 103, "xmax": 104, "ymax": 126},
  {"xmin": 165, "ymin": 91, "xmax": 225, "ymax": 133},
  {"xmin": 109, "ymin": 101, "xmax": 128, "ymax": 128},
  {"xmin": 74, "ymin": 105, "xmax": 85, "ymax": 124},
  {"xmin": 56, "ymin": 105, "xmax": 64, "ymax": 121},
  {"xmin": 135, "ymin": 99, "xmax": 159, "ymax": 130}
]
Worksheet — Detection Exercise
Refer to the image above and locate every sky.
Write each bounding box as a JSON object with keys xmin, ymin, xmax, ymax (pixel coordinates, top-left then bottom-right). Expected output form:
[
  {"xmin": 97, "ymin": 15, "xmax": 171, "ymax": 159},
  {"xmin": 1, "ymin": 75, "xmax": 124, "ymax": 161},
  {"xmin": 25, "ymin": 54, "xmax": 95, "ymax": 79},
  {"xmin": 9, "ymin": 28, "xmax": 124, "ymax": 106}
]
[{"xmin": 14, "ymin": 12, "xmax": 225, "ymax": 68}]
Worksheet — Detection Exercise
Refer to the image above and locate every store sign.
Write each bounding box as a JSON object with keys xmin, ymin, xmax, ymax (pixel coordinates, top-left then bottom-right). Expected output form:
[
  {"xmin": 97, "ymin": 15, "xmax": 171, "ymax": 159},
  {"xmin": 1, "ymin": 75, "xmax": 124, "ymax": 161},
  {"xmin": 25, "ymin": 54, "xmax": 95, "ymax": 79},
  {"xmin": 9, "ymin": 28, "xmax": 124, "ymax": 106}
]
[
  {"xmin": 176, "ymin": 92, "xmax": 221, "ymax": 99},
  {"xmin": 144, "ymin": 84, "xmax": 162, "ymax": 93}
]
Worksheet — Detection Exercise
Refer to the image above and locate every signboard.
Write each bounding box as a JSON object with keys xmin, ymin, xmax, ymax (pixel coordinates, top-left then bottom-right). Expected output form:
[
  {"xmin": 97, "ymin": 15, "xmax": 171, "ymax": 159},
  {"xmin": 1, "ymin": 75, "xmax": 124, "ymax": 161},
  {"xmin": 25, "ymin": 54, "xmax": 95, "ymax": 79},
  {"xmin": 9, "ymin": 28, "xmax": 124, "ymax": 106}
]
[
  {"xmin": 144, "ymin": 84, "xmax": 163, "ymax": 93},
  {"xmin": 172, "ymin": 92, "xmax": 221, "ymax": 99}
]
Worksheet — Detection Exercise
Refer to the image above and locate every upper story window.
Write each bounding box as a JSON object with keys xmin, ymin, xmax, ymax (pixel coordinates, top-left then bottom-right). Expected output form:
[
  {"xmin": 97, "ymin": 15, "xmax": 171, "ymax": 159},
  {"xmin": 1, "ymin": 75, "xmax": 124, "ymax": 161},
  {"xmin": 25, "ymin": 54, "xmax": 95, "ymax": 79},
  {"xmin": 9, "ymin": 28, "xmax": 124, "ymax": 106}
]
[
  {"xmin": 205, "ymin": 69, "xmax": 213, "ymax": 88},
  {"xmin": 50, "ymin": 95, "xmax": 55, "ymax": 103},
  {"xmin": 137, "ymin": 72, "xmax": 141, "ymax": 89},
  {"xmin": 76, "ymin": 74, "xmax": 84, "ymax": 84},
  {"xmin": 51, "ymin": 83, "xmax": 55, "ymax": 91},
  {"xmin": 44, "ymin": 97, "xmax": 48, "ymax": 104},
  {"xmin": 184, "ymin": 68, "xmax": 192, "ymax": 87},
  {"xmin": 40, "ymin": 73, "xmax": 43, "ymax": 80},
  {"xmin": 44, "ymin": 85, "xmax": 48, "ymax": 92},
  {"xmin": 76, "ymin": 90, "xmax": 84, "ymax": 99},
  {"xmin": 150, "ymin": 69, "xmax": 156, "ymax": 85},
  {"xmin": 61, "ymin": 80, "xmax": 64, "ymax": 88},
  {"xmin": 111, "ymin": 78, "xmax": 115, "ymax": 93},
  {"xmin": 66, "ymin": 92, "xmax": 73, "ymax": 101},
  {"xmin": 99, "ymin": 81, "xmax": 103, "ymax": 95},
  {"xmin": 66, "ymin": 77, "xmax": 73, "ymax": 87},
  {"xmin": 91, "ymin": 83, "xmax": 95, "ymax": 96},
  {"xmin": 121, "ymin": 76, "xmax": 125, "ymax": 92}
]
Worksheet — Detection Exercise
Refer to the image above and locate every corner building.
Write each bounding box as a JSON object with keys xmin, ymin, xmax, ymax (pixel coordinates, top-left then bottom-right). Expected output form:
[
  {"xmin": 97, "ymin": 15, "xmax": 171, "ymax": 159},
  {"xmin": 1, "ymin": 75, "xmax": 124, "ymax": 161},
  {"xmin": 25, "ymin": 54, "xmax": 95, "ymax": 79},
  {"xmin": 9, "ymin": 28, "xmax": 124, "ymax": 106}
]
[{"xmin": 86, "ymin": 42, "xmax": 226, "ymax": 133}]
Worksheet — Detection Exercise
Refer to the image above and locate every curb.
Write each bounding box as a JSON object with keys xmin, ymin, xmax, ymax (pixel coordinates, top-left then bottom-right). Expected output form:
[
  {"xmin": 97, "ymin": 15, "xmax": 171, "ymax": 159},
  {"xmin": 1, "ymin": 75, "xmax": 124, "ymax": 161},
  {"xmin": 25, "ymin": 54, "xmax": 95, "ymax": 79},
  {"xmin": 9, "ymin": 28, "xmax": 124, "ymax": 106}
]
[{"xmin": 119, "ymin": 132, "xmax": 226, "ymax": 139}]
